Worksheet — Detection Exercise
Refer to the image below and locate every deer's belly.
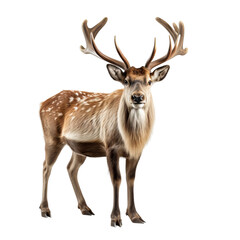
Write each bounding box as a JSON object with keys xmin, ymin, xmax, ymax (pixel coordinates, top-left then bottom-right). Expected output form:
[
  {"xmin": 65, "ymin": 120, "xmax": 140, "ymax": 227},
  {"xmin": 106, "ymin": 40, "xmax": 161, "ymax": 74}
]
[
  {"xmin": 62, "ymin": 128, "xmax": 100, "ymax": 142},
  {"xmin": 65, "ymin": 139, "xmax": 106, "ymax": 157}
]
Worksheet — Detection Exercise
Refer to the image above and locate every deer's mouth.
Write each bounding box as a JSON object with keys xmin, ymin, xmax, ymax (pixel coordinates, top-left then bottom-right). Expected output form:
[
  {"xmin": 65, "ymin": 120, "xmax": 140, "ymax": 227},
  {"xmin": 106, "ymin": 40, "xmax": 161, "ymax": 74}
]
[{"xmin": 131, "ymin": 103, "xmax": 145, "ymax": 109}]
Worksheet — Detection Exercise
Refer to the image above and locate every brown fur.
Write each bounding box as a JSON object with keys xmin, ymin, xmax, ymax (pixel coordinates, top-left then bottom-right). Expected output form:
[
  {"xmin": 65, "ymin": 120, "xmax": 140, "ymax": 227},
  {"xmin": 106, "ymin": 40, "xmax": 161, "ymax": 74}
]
[{"xmin": 127, "ymin": 66, "xmax": 149, "ymax": 76}]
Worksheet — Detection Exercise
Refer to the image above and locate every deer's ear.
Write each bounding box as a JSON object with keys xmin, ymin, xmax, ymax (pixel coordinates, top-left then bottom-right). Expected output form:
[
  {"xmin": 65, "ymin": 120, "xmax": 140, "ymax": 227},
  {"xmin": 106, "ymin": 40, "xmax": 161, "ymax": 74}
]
[
  {"xmin": 151, "ymin": 65, "xmax": 170, "ymax": 82},
  {"xmin": 107, "ymin": 64, "xmax": 125, "ymax": 82}
]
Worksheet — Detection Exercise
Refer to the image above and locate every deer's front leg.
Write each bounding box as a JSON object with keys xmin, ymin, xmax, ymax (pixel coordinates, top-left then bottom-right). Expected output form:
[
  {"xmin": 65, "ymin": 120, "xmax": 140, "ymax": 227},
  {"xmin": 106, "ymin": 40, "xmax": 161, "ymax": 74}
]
[
  {"xmin": 106, "ymin": 149, "xmax": 122, "ymax": 227},
  {"xmin": 126, "ymin": 157, "xmax": 145, "ymax": 223}
]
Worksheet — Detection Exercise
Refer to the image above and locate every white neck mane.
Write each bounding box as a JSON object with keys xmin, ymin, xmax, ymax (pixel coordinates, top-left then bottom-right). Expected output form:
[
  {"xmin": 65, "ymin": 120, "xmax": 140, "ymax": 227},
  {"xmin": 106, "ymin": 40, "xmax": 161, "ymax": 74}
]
[{"xmin": 118, "ymin": 96, "xmax": 155, "ymax": 159}]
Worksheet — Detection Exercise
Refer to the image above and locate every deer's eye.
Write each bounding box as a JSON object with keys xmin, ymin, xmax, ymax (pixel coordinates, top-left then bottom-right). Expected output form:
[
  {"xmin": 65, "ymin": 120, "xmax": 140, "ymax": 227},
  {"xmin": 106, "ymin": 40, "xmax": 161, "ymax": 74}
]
[{"xmin": 124, "ymin": 80, "xmax": 128, "ymax": 85}]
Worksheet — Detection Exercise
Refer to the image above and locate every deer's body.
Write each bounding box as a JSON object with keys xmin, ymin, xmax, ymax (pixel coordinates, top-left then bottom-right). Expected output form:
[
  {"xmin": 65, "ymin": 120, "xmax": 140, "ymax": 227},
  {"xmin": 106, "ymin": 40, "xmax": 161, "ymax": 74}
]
[
  {"xmin": 39, "ymin": 17, "xmax": 187, "ymax": 227},
  {"xmin": 40, "ymin": 86, "xmax": 154, "ymax": 159}
]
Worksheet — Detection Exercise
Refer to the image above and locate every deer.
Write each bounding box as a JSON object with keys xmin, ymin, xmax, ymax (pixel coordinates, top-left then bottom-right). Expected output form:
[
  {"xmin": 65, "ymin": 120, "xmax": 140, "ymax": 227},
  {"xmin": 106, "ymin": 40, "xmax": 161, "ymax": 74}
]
[{"xmin": 39, "ymin": 17, "xmax": 187, "ymax": 227}]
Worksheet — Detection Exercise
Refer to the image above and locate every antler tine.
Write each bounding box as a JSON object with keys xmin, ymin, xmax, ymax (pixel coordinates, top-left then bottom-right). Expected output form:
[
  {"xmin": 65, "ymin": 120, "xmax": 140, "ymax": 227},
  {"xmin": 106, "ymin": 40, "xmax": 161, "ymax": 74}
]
[
  {"xmin": 173, "ymin": 22, "xmax": 179, "ymax": 34},
  {"xmin": 114, "ymin": 36, "xmax": 130, "ymax": 69},
  {"xmin": 156, "ymin": 17, "xmax": 178, "ymax": 42},
  {"xmin": 80, "ymin": 18, "xmax": 130, "ymax": 70},
  {"xmin": 80, "ymin": 18, "xmax": 108, "ymax": 56},
  {"xmin": 146, "ymin": 36, "xmax": 172, "ymax": 70},
  {"xmin": 146, "ymin": 17, "xmax": 188, "ymax": 70},
  {"xmin": 145, "ymin": 38, "xmax": 156, "ymax": 69},
  {"xmin": 90, "ymin": 33, "xmax": 127, "ymax": 70},
  {"xmin": 178, "ymin": 21, "xmax": 188, "ymax": 55},
  {"xmin": 91, "ymin": 18, "xmax": 108, "ymax": 39}
]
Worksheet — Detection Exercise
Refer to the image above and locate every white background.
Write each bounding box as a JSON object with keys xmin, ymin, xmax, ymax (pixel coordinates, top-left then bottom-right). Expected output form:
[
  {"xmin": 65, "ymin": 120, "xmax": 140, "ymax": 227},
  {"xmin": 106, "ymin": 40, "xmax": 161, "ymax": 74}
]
[{"xmin": 0, "ymin": 0, "xmax": 240, "ymax": 239}]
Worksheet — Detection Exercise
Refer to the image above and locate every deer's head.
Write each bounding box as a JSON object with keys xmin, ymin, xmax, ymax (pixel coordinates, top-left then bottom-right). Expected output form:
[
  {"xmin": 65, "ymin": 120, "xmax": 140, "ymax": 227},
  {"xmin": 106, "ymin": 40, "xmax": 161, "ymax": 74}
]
[
  {"xmin": 106, "ymin": 65, "xmax": 169, "ymax": 110},
  {"xmin": 80, "ymin": 17, "xmax": 187, "ymax": 110}
]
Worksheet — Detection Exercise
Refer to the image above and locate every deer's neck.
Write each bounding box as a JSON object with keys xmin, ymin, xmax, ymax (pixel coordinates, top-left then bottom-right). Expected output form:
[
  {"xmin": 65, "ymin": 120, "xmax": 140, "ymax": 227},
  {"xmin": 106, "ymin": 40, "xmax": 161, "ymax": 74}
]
[{"xmin": 117, "ymin": 95, "xmax": 155, "ymax": 159}]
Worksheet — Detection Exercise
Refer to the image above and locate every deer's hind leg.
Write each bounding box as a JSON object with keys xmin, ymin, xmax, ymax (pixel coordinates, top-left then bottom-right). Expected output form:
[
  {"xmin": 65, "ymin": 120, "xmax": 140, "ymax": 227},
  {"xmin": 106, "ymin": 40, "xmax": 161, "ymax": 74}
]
[
  {"xmin": 40, "ymin": 139, "xmax": 64, "ymax": 217},
  {"xmin": 67, "ymin": 152, "xmax": 94, "ymax": 215}
]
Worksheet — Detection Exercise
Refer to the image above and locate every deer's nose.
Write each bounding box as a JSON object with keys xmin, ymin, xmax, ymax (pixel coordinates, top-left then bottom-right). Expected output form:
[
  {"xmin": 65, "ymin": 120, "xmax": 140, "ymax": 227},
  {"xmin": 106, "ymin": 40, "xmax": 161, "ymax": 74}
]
[{"xmin": 131, "ymin": 93, "xmax": 144, "ymax": 104}]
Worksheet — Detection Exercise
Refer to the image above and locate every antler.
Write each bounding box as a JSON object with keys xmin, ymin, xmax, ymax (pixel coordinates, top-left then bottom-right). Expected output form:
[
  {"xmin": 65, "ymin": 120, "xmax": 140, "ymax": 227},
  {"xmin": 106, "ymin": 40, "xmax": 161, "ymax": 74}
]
[
  {"xmin": 80, "ymin": 18, "xmax": 130, "ymax": 70},
  {"xmin": 145, "ymin": 17, "xmax": 188, "ymax": 70}
]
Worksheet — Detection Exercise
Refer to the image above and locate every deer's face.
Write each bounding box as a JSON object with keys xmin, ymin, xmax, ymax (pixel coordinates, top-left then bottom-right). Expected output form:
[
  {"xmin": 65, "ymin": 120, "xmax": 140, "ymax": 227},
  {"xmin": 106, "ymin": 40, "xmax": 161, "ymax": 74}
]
[{"xmin": 107, "ymin": 65, "xmax": 170, "ymax": 109}]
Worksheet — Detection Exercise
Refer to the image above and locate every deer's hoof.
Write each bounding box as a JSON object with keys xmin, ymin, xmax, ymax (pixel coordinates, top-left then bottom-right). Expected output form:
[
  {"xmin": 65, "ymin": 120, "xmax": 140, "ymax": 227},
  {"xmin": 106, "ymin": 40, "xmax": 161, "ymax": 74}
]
[
  {"xmin": 40, "ymin": 206, "xmax": 51, "ymax": 218},
  {"xmin": 131, "ymin": 216, "xmax": 145, "ymax": 223},
  {"xmin": 126, "ymin": 209, "xmax": 145, "ymax": 224},
  {"xmin": 111, "ymin": 218, "xmax": 122, "ymax": 227},
  {"xmin": 79, "ymin": 205, "xmax": 95, "ymax": 216}
]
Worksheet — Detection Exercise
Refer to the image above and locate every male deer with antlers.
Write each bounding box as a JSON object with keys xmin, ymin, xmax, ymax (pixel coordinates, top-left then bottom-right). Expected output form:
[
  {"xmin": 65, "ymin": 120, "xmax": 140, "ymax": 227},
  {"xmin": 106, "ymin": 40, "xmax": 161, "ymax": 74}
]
[{"xmin": 39, "ymin": 17, "xmax": 187, "ymax": 227}]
